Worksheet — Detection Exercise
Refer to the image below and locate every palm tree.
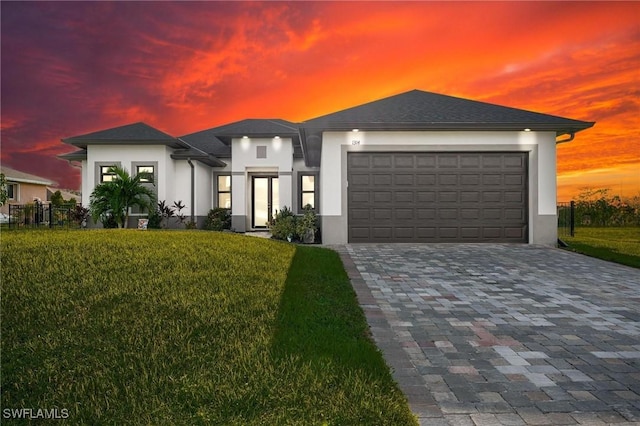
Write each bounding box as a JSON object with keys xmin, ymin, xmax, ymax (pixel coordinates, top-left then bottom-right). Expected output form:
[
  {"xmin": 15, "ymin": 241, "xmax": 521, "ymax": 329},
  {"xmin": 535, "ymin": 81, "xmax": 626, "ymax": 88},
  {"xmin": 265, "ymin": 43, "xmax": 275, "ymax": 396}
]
[{"xmin": 89, "ymin": 166, "xmax": 156, "ymax": 228}]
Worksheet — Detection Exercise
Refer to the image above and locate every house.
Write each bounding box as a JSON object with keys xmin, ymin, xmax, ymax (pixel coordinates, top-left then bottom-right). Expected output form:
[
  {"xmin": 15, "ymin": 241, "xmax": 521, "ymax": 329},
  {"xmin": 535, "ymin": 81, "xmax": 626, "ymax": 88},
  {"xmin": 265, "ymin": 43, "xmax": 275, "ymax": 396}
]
[
  {"xmin": 0, "ymin": 166, "xmax": 54, "ymax": 215},
  {"xmin": 60, "ymin": 90, "xmax": 594, "ymax": 244}
]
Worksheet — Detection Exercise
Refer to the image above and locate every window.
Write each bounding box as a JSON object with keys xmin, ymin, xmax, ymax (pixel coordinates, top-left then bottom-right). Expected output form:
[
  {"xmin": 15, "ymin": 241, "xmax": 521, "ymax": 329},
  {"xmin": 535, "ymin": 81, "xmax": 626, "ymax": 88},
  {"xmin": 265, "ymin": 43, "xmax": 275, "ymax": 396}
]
[
  {"xmin": 100, "ymin": 166, "xmax": 117, "ymax": 182},
  {"xmin": 7, "ymin": 183, "xmax": 17, "ymax": 200},
  {"xmin": 217, "ymin": 175, "xmax": 231, "ymax": 209},
  {"xmin": 300, "ymin": 174, "xmax": 315, "ymax": 209},
  {"xmin": 136, "ymin": 165, "xmax": 154, "ymax": 183}
]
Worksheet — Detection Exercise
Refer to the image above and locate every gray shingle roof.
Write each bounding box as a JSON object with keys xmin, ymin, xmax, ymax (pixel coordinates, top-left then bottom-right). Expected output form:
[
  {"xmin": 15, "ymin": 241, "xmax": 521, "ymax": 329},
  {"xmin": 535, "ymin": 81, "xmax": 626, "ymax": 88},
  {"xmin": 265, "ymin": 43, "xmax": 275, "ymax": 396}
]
[
  {"xmin": 181, "ymin": 119, "xmax": 303, "ymax": 158},
  {"xmin": 303, "ymin": 89, "xmax": 594, "ymax": 134},
  {"xmin": 179, "ymin": 131, "xmax": 231, "ymax": 158},
  {"xmin": 211, "ymin": 119, "xmax": 299, "ymax": 139},
  {"xmin": 62, "ymin": 122, "xmax": 188, "ymax": 149}
]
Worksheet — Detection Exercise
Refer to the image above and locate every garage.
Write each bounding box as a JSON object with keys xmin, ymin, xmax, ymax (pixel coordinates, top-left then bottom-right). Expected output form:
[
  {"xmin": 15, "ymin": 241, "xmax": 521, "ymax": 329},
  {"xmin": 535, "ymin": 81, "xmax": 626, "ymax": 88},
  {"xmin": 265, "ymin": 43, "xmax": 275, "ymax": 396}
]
[{"xmin": 347, "ymin": 152, "xmax": 528, "ymax": 243}]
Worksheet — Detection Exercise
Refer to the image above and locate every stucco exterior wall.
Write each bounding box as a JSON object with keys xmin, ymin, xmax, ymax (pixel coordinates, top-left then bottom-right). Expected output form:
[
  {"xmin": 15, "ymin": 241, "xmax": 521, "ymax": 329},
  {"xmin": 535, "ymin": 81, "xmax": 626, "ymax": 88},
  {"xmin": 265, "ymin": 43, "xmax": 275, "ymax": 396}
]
[
  {"xmin": 320, "ymin": 130, "xmax": 558, "ymax": 245},
  {"xmin": 86, "ymin": 145, "xmax": 174, "ymax": 206},
  {"xmin": 230, "ymin": 137, "xmax": 294, "ymax": 232},
  {"xmin": 1, "ymin": 182, "xmax": 49, "ymax": 214}
]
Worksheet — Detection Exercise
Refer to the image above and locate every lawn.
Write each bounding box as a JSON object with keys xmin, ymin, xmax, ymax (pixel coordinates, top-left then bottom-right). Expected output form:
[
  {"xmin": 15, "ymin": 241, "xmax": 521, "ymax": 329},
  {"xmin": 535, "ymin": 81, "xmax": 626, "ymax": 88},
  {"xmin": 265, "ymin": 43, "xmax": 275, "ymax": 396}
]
[
  {"xmin": 1, "ymin": 230, "xmax": 416, "ymax": 425},
  {"xmin": 561, "ymin": 227, "xmax": 640, "ymax": 268}
]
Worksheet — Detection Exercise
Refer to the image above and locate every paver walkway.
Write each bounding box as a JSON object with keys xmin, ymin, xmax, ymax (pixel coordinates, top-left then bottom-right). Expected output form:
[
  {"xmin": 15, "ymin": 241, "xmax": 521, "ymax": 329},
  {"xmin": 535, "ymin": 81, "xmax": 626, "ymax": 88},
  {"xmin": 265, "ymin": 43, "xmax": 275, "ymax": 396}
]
[{"xmin": 335, "ymin": 244, "xmax": 640, "ymax": 426}]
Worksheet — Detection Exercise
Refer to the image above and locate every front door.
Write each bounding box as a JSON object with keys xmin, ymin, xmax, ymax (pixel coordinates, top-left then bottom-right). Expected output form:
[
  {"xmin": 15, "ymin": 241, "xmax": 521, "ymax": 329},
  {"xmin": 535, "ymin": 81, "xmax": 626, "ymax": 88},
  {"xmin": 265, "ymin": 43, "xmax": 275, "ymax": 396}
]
[{"xmin": 252, "ymin": 176, "xmax": 279, "ymax": 228}]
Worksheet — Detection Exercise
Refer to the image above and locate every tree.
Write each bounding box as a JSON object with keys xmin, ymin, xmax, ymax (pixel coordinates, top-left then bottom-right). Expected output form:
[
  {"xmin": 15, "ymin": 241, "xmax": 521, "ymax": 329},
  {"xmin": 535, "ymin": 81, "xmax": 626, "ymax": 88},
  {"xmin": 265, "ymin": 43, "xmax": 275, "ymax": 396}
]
[
  {"xmin": 50, "ymin": 190, "xmax": 65, "ymax": 207},
  {"xmin": 0, "ymin": 173, "xmax": 7, "ymax": 206},
  {"xmin": 89, "ymin": 166, "xmax": 156, "ymax": 228}
]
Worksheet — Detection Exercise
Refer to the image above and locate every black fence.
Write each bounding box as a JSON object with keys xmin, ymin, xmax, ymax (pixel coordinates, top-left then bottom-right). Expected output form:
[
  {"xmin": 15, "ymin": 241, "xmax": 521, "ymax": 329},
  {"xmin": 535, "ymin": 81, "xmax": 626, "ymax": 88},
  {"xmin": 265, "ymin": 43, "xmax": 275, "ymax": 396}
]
[
  {"xmin": 557, "ymin": 201, "xmax": 575, "ymax": 238},
  {"xmin": 7, "ymin": 202, "xmax": 83, "ymax": 229}
]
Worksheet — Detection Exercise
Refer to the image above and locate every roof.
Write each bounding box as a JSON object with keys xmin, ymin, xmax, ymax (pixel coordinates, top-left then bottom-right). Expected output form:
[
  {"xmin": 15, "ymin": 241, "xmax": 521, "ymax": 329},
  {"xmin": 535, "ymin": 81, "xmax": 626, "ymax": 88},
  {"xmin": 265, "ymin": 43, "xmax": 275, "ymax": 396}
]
[
  {"xmin": 178, "ymin": 131, "xmax": 231, "ymax": 157},
  {"xmin": 303, "ymin": 89, "xmax": 594, "ymax": 135},
  {"xmin": 211, "ymin": 119, "xmax": 299, "ymax": 140},
  {"xmin": 62, "ymin": 122, "xmax": 189, "ymax": 149},
  {"xmin": 180, "ymin": 119, "xmax": 303, "ymax": 158},
  {"xmin": 58, "ymin": 149, "xmax": 87, "ymax": 161},
  {"xmin": 1, "ymin": 166, "xmax": 55, "ymax": 186}
]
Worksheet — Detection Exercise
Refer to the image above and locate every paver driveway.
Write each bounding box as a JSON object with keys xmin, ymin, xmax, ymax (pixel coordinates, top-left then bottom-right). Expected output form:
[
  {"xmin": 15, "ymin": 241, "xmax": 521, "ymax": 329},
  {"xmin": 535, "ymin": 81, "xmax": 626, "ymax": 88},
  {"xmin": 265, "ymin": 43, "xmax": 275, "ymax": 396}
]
[{"xmin": 336, "ymin": 244, "xmax": 640, "ymax": 426}]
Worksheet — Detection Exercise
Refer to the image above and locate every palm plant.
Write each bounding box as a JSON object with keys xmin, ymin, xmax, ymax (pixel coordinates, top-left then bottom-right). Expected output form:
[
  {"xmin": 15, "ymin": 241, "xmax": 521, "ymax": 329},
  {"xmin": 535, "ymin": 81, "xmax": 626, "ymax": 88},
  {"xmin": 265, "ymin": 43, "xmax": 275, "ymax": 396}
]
[{"xmin": 89, "ymin": 166, "xmax": 156, "ymax": 228}]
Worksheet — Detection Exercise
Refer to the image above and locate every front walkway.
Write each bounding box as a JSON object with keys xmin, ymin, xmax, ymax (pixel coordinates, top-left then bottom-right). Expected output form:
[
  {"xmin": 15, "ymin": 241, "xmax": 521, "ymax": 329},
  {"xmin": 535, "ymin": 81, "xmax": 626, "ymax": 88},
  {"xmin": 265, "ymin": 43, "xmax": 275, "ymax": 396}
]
[{"xmin": 336, "ymin": 244, "xmax": 640, "ymax": 426}]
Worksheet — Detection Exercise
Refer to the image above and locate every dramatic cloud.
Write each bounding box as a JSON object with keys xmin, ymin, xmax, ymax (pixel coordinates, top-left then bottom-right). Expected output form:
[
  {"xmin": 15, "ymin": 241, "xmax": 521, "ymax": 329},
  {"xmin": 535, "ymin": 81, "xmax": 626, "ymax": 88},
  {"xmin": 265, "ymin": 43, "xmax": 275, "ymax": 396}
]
[{"xmin": 1, "ymin": 1, "xmax": 638, "ymax": 199}]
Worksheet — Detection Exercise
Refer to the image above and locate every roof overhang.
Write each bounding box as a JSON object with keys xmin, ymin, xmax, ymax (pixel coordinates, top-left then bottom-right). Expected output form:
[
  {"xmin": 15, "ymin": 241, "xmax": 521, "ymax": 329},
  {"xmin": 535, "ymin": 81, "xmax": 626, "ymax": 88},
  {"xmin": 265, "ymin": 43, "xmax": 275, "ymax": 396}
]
[
  {"xmin": 58, "ymin": 149, "xmax": 87, "ymax": 162},
  {"xmin": 170, "ymin": 150, "xmax": 227, "ymax": 167},
  {"xmin": 62, "ymin": 138, "xmax": 190, "ymax": 150}
]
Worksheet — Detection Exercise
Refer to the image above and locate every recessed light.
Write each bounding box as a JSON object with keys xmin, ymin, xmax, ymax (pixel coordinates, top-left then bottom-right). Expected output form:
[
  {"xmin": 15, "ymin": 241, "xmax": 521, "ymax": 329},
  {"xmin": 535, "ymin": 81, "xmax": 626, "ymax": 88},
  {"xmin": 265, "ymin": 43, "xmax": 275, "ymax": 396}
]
[
  {"xmin": 274, "ymin": 136, "xmax": 281, "ymax": 139},
  {"xmin": 242, "ymin": 135, "xmax": 249, "ymax": 139},
  {"xmin": 524, "ymin": 128, "xmax": 531, "ymax": 132},
  {"xmin": 352, "ymin": 129, "xmax": 359, "ymax": 132}
]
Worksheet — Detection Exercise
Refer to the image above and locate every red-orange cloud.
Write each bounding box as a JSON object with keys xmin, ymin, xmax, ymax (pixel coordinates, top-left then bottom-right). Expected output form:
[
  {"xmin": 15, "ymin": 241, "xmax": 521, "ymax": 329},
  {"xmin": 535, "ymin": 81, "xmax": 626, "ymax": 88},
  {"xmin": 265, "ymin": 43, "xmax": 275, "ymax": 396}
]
[{"xmin": 1, "ymin": 1, "xmax": 638, "ymax": 198}]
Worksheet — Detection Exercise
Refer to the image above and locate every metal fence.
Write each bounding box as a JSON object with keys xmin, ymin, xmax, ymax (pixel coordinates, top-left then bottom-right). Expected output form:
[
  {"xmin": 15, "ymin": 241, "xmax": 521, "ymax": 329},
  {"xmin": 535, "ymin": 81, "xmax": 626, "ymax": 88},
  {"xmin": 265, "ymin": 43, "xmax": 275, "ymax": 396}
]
[
  {"xmin": 557, "ymin": 201, "xmax": 575, "ymax": 238},
  {"xmin": 7, "ymin": 202, "xmax": 82, "ymax": 229}
]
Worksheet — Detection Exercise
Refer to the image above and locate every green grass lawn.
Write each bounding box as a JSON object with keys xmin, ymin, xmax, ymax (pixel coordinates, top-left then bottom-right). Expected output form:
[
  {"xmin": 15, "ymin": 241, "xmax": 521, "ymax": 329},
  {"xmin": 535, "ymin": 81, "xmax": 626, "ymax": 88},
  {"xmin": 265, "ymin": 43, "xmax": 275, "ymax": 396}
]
[
  {"xmin": 1, "ymin": 230, "xmax": 416, "ymax": 425},
  {"xmin": 561, "ymin": 227, "xmax": 640, "ymax": 268}
]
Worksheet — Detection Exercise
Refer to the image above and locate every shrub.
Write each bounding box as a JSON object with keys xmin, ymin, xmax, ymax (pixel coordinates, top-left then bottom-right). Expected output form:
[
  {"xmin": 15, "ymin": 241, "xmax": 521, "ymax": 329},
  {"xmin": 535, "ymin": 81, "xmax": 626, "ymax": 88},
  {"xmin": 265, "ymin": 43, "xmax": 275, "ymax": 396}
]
[
  {"xmin": 296, "ymin": 204, "xmax": 318, "ymax": 244},
  {"xmin": 204, "ymin": 208, "xmax": 231, "ymax": 231},
  {"xmin": 269, "ymin": 206, "xmax": 297, "ymax": 241},
  {"xmin": 147, "ymin": 209, "xmax": 162, "ymax": 229}
]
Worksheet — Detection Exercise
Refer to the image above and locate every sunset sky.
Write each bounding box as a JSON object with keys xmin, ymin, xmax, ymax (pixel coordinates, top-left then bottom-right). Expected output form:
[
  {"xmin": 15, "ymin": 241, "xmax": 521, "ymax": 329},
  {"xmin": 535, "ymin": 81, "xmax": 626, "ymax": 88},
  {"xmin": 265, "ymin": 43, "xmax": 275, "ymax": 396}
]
[{"xmin": 1, "ymin": 1, "xmax": 638, "ymax": 201}]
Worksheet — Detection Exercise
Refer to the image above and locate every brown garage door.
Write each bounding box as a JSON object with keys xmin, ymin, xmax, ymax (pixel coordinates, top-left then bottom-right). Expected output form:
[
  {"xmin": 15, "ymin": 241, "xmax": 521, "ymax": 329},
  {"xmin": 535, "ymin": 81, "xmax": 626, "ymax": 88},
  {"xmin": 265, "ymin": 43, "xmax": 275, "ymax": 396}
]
[{"xmin": 348, "ymin": 152, "xmax": 528, "ymax": 243}]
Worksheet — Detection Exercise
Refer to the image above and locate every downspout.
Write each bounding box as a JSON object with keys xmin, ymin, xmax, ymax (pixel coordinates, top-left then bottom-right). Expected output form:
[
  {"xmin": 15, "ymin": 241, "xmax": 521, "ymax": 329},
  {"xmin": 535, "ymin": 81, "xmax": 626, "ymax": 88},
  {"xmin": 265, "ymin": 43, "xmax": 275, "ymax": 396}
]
[
  {"xmin": 187, "ymin": 158, "xmax": 195, "ymax": 223},
  {"xmin": 556, "ymin": 132, "xmax": 575, "ymax": 145}
]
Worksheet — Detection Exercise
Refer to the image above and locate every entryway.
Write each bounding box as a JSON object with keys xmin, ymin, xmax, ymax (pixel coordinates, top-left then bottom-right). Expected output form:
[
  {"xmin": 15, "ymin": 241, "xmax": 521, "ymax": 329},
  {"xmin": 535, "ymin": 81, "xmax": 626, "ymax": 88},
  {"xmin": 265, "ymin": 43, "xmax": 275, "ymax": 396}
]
[{"xmin": 252, "ymin": 176, "xmax": 279, "ymax": 229}]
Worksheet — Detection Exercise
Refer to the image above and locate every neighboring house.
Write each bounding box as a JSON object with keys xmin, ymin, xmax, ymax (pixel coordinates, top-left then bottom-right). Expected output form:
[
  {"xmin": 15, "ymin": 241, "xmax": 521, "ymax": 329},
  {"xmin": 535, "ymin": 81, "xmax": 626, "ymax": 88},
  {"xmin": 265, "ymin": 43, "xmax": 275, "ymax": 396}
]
[
  {"xmin": 0, "ymin": 166, "xmax": 54, "ymax": 215},
  {"xmin": 59, "ymin": 90, "xmax": 594, "ymax": 244}
]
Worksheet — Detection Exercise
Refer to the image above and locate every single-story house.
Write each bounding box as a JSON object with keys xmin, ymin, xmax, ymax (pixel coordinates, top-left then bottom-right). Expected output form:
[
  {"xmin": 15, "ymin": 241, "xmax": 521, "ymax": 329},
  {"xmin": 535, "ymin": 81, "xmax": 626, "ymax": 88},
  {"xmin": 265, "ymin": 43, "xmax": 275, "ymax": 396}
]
[
  {"xmin": 1, "ymin": 166, "xmax": 54, "ymax": 215},
  {"xmin": 60, "ymin": 89, "xmax": 594, "ymax": 244}
]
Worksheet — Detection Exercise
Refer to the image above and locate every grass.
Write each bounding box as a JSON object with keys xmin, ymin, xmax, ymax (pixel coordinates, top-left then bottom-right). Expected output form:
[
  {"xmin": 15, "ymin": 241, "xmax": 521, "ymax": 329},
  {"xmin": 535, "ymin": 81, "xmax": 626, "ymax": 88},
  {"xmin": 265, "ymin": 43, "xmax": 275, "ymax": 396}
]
[
  {"xmin": 1, "ymin": 230, "xmax": 416, "ymax": 425},
  {"xmin": 561, "ymin": 227, "xmax": 640, "ymax": 268}
]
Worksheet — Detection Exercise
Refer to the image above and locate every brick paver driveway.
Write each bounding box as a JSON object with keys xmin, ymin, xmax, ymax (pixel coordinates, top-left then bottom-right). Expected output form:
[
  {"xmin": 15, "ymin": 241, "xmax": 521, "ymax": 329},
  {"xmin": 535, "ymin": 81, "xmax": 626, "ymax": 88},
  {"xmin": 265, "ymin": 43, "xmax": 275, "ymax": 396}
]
[{"xmin": 336, "ymin": 244, "xmax": 640, "ymax": 426}]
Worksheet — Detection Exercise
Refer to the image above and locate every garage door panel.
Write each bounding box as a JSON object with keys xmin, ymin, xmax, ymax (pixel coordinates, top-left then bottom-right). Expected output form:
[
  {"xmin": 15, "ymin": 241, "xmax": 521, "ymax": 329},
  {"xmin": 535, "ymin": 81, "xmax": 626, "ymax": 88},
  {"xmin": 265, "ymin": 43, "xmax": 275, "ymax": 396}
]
[
  {"xmin": 350, "ymin": 174, "xmax": 370, "ymax": 186},
  {"xmin": 417, "ymin": 209, "xmax": 436, "ymax": 219},
  {"xmin": 373, "ymin": 208, "xmax": 392, "ymax": 220},
  {"xmin": 505, "ymin": 174, "xmax": 525, "ymax": 186},
  {"xmin": 351, "ymin": 191, "xmax": 370, "ymax": 203},
  {"xmin": 396, "ymin": 209, "xmax": 414, "ymax": 220},
  {"xmin": 373, "ymin": 174, "xmax": 392, "ymax": 185},
  {"xmin": 505, "ymin": 191, "xmax": 523, "ymax": 203},
  {"xmin": 460, "ymin": 174, "xmax": 480, "ymax": 185},
  {"xmin": 373, "ymin": 191, "xmax": 392, "ymax": 202},
  {"xmin": 394, "ymin": 174, "xmax": 415, "ymax": 185},
  {"xmin": 395, "ymin": 191, "xmax": 414, "ymax": 203},
  {"xmin": 460, "ymin": 155, "xmax": 481, "ymax": 168},
  {"xmin": 438, "ymin": 155, "xmax": 459, "ymax": 168},
  {"xmin": 417, "ymin": 174, "xmax": 437, "ymax": 185},
  {"xmin": 395, "ymin": 227, "xmax": 415, "ymax": 239},
  {"xmin": 348, "ymin": 152, "xmax": 527, "ymax": 243},
  {"xmin": 394, "ymin": 155, "xmax": 415, "ymax": 168},
  {"xmin": 505, "ymin": 208, "xmax": 525, "ymax": 220},
  {"xmin": 372, "ymin": 155, "xmax": 392, "ymax": 168},
  {"xmin": 439, "ymin": 174, "xmax": 458, "ymax": 185},
  {"xmin": 416, "ymin": 155, "xmax": 437, "ymax": 167},
  {"xmin": 349, "ymin": 155, "xmax": 370, "ymax": 168},
  {"xmin": 372, "ymin": 227, "xmax": 392, "ymax": 239}
]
